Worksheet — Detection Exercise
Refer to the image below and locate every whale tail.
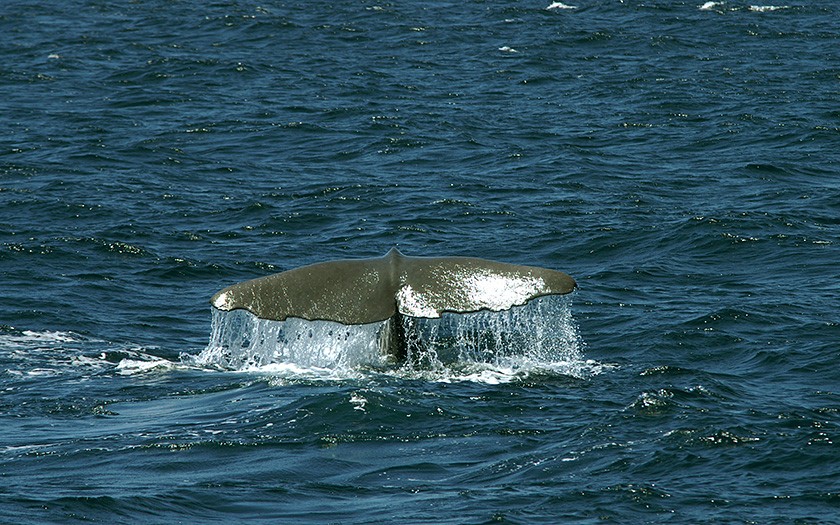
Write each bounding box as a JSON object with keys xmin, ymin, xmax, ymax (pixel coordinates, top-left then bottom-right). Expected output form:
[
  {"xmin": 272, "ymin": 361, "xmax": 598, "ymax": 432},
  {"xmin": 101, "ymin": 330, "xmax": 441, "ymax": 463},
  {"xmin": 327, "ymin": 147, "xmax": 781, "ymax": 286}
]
[{"xmin": 210, "ymin": 248, "xmax": 576, "ymax": 358}]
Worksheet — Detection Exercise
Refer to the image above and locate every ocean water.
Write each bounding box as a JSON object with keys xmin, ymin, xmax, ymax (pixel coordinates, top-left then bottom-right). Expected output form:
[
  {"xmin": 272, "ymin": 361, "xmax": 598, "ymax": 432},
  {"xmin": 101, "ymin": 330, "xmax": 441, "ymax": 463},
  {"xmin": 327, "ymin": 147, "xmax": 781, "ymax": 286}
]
[{"xmin": 1, "ymin": 0, "xmax": 839, "ymax": 523}]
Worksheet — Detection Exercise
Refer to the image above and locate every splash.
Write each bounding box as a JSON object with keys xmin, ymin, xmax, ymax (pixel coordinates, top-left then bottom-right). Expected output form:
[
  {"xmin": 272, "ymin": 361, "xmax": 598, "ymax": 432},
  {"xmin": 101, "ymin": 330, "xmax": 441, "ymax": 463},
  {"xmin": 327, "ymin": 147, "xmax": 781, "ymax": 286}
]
[
  {"xmin": 0, "ymin": 329, "xmax": 174, "ymax": 378},
  {"xmin": 400, "ymin": 295, "xmax": 583, "ymax": 368},
  {"xmin": 748, "ymin": 5, "xmax": 788, "ymax": 12},
  {"xmin": 193, "ymin": 295, "xmax": 591, "ymax": 381},
  {"xmin": 192, "ymin": 309, "xmax": 391, "ymax": 370},
  {"xmin": 546, "ymin": 2, "xmax": 577, "ymax": 9}
]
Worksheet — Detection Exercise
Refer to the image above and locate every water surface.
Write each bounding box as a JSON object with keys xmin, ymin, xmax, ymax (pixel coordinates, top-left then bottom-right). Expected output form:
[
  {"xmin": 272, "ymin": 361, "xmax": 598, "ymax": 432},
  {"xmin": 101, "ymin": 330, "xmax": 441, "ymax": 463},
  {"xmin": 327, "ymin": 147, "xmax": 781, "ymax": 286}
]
[{"xmin": 2, "ymin": 1, "xmax": 838, "ymax": 523}]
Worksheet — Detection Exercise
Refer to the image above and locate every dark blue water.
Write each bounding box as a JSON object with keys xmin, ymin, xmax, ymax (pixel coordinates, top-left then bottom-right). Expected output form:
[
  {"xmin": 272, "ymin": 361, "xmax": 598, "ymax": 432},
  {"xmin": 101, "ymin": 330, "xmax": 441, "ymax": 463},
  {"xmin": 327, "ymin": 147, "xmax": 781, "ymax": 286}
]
[{"xmin": 2, "ymin": 0, "xmax": 839, "ymax": 523}]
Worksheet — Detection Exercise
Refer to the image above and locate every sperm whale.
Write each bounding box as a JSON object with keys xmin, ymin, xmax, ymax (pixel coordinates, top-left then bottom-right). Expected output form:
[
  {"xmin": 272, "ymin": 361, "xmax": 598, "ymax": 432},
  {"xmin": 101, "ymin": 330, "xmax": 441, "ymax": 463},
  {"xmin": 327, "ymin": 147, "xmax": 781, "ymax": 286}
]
[{"xmin": 210, "ymin": 248, "xmax": 576, "ymax": 359}]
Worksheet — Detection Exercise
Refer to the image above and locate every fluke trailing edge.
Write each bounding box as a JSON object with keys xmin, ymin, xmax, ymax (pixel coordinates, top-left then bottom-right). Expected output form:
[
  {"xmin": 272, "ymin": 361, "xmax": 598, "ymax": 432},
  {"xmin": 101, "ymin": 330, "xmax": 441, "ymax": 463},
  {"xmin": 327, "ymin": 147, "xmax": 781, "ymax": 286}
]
[{"xmin": 211, "ymin": 248, "xmax": 576, "ymax": 325}]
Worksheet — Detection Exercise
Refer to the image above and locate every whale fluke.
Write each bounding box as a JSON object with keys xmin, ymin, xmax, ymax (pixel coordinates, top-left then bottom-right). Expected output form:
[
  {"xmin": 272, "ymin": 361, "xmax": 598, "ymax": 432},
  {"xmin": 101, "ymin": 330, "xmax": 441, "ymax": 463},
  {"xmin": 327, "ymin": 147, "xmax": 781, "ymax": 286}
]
[
  {"xmin": 211, "ymin": 248, "xmax": 576, "ymax": 324},
  {"xmin": 210, "ymin": 248, "xmax": 575, "ymax": 360}
]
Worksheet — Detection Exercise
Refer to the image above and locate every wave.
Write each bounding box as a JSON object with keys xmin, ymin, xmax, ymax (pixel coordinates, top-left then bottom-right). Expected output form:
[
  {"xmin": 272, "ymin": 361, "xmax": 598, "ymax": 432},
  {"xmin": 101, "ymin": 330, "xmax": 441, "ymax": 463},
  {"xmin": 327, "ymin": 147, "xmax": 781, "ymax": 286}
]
[
  {"xmin": 0, "ymin": 328, "xmax": 176, "ymax": 379},
  {"xmin": 699, "ymin": 2, "xmax": 791, "ymax": 12},
  {"xmin": 747, "ymin": 5, "xmax": 790, "ymax": 12},
  {"xmin": 546, "ymin": 2, "xmax": 577, "ymax": 10}
]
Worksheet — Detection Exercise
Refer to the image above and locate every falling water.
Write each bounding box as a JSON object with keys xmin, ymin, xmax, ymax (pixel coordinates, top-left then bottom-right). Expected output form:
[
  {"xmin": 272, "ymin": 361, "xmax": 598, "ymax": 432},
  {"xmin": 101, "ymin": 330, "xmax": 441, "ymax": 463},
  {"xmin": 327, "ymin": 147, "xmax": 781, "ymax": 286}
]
[{"xmin": 192, "ymin": 295, "xmax": 585, "ymax": 378}]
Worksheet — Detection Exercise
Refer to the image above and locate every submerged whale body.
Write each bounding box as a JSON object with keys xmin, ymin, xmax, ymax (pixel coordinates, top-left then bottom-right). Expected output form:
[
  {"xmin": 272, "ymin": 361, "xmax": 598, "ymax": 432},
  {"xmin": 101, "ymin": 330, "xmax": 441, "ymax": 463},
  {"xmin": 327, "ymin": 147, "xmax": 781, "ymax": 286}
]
[{"xmin": 210, "ymin": 248, "xmax": 576, "ymax": 360}]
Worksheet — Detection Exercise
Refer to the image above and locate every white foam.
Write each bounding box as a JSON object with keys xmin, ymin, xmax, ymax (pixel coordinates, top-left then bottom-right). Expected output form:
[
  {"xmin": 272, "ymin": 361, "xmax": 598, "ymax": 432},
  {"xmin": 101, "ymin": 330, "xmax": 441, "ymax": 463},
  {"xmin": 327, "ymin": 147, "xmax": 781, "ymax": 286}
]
[
  {"xmin": 115, "ymin": 358, "xmax": 176, "ymax": 375},
  {"xmin": 385, "ymin": 359, "xmax": 610, "ymax": 385},
  {"xmin": 1, "ymin": 444, "xmax": 54, "ymax": 455},
  {"xmin": 699, "ymin": 2, "xmax": 789, "ymax": 12},
  {"xmin": 349, "ymin": 392, "xmax": 368, "ymax": 411},
  {"xmin": 546, "ymin": 2, "xmax": 577, "ymax": 9},
  {"xmin": 498, "ymin": 46, "xmax": 518, "ymax": 53},
  {"xmin": 25, "ymin": 368, "xmax": 60, "ymax": 377},
  {"xmin": 0, "ymin": 330, "xmax": 79, "ymax": 348},
  {"xmin": 748, "ymin": 5, "xmax": 788, "ymax": 11},
  {"xmin": 0, "ymin": 329, "xmax": 181, "ymax": 377}
]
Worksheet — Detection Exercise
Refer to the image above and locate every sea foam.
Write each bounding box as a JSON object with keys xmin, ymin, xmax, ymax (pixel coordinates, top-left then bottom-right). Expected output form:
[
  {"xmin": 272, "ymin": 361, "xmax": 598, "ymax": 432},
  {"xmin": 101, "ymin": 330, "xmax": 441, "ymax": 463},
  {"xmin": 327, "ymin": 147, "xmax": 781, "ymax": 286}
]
[
  {"xmin": 748, "ymin": 5, "xmax": 788, "ymax": 12},
  {"xmin": 546, "ymin": 2, "xmax": 577, "ymax": 9}
]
